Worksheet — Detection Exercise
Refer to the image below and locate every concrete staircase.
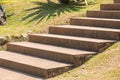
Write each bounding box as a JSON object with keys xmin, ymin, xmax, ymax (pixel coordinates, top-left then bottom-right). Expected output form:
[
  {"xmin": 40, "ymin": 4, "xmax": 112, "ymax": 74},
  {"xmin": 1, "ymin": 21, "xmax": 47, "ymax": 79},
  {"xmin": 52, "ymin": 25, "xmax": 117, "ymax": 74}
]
[{"xmin": 0, "ymin": 0, "xmax": 120, "ymax": 79}]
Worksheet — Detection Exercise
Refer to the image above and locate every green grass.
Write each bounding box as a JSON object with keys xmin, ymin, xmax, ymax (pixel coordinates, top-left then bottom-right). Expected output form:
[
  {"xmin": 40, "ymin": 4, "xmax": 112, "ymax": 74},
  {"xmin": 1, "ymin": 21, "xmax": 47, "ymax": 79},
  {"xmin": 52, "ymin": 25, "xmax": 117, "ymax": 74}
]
[
  {"xmin": 0, "ymin": 0, "xmax": 112, "ymax": 38},
  {"xmin": 48, "ymin": 42, "xmax": 120, "ymax": 80}
]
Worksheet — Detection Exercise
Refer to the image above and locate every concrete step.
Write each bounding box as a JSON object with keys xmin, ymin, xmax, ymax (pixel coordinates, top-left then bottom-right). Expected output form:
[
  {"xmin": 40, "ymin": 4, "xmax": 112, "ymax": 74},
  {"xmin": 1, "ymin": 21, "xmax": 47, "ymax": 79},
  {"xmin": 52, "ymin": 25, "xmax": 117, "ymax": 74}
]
[
  {"xmin": 101, "ymin": 4, "xmax": 120, "ymax": 10},
  {"xmin": 70, "ymin": 17, "xmax": 120, "ymax": 29},
  {"xmin": 29, "ymin": 34, "xmax": 115, "ymax": 52},
  {"xmin": 7, "ymin": 42, "xmax": 96, "ymax": 66},
  {"xmin": 49, "ymin": 25, "xmax": 120, "ymax": 40},
  {"xmin": 0, "ymin": 67, "xmax": 43, "ymax": 80},
  {"xmin": 114, "ymin": 0, "xmax": 120, "ymax": 3},
  {"xmin": 87, "ymin": 10, "xmax": 120, "ymax": 19},
  {"xmin": 0, "ymin": 51, "xmax": 72, "ymax": 78}
]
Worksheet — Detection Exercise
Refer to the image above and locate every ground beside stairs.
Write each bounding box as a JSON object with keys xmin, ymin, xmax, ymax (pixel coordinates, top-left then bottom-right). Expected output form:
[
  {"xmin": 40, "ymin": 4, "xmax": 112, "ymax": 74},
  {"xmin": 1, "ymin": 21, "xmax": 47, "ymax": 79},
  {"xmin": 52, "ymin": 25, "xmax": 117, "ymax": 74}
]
[{"xmin": 48, "ymin": 42, "xmax": 120, "ymax": 80}]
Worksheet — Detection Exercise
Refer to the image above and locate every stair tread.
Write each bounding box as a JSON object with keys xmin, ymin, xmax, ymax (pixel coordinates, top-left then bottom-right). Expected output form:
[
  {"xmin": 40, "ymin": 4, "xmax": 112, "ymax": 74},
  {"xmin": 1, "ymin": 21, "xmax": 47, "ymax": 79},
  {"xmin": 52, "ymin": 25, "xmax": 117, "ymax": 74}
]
[
  {"xmin": 0, "ymin": 67, "xmax": 42, "ymax": 80},
  {"xmin": 88, "ymin": 10, "xmax": 120, "ymax": 12},
  {"xmin": 9, "ymin": 42, "xmax": 96, "ymax": 55},
  {"xmin": 72, "ymin": 17, "xmax": 120, "ymax": 21},
  {"xmin": 55, "ymin": 25, "xmax": 120, "ymax": 32},
  {"xmin": 30, "ymin": 34, "xmax": 115, "ymax": 43},
  {"xmin": 101, "ymin": 3, "xmax": 120, "ymax": 10},
  {"xmin": 0, "ymin": 51, "xmax": 71, "ymax": 69},
  {"xmin": 114, "ymin": 0, "xmax": 120, "ymax": 3},
  {"xmin": 102, "ymin": 3, "xmax": 120, "ymax": 5}
]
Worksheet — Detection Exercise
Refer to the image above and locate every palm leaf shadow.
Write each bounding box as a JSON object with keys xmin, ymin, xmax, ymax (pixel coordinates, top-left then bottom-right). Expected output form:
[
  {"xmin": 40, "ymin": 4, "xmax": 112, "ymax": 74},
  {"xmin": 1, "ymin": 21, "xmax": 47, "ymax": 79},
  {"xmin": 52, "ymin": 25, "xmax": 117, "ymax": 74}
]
[{"xmin": 22, "ymin": 0, "xmax": 86, "ymax": 23}]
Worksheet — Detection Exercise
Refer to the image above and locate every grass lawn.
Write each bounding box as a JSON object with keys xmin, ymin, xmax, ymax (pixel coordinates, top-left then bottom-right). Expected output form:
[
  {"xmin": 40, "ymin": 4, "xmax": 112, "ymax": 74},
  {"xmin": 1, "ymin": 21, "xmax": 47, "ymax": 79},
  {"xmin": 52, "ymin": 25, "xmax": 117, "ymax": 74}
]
[{"xmin": 0, "ymin": 0, "xmax": 112, "ymax": 38}]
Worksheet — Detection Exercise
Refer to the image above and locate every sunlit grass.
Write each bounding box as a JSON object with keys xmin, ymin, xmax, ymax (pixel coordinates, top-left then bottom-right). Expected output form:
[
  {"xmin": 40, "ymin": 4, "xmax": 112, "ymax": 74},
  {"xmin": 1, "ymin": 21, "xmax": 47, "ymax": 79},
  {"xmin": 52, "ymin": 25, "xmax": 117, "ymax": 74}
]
[{"xmin": 0, "ymin": 0, "xmax": 37, "ymax": 4}]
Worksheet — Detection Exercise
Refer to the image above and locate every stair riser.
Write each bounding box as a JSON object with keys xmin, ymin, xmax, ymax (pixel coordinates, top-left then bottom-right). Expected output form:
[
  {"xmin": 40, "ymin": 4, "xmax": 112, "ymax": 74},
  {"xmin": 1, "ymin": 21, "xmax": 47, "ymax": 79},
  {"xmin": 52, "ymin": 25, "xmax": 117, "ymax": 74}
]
[
  {"xmin": 73, "ymin": 55, "xmax": 94, "ymax": 66},
  {"xmin": 114, "ymin": 0, "xmax": 120, "ymax": 3},
  {"xmin": 29, "ymin": 35, "xmax": 114, "ymax": 52},
  {"xmin": 101, "ymin": 4, "xmax": 120, "ymax": 10},
  {"xmin": 70, "ymin": 18, "xmax": 120, "ymax": 29},
  {"xmin": 7, "ymin": 44, "xmax": 74, "ymax": 64},
  {"xmin": 87, "ymin": 11, "xmax": 120, "ymax": 19},
  {"xmin": 49, "ymin": 27, "xmax": 120, "ymax": 40},
  {"xmin": 0, "ymin": 58, "xmax": 71, "ymax": 78}
]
